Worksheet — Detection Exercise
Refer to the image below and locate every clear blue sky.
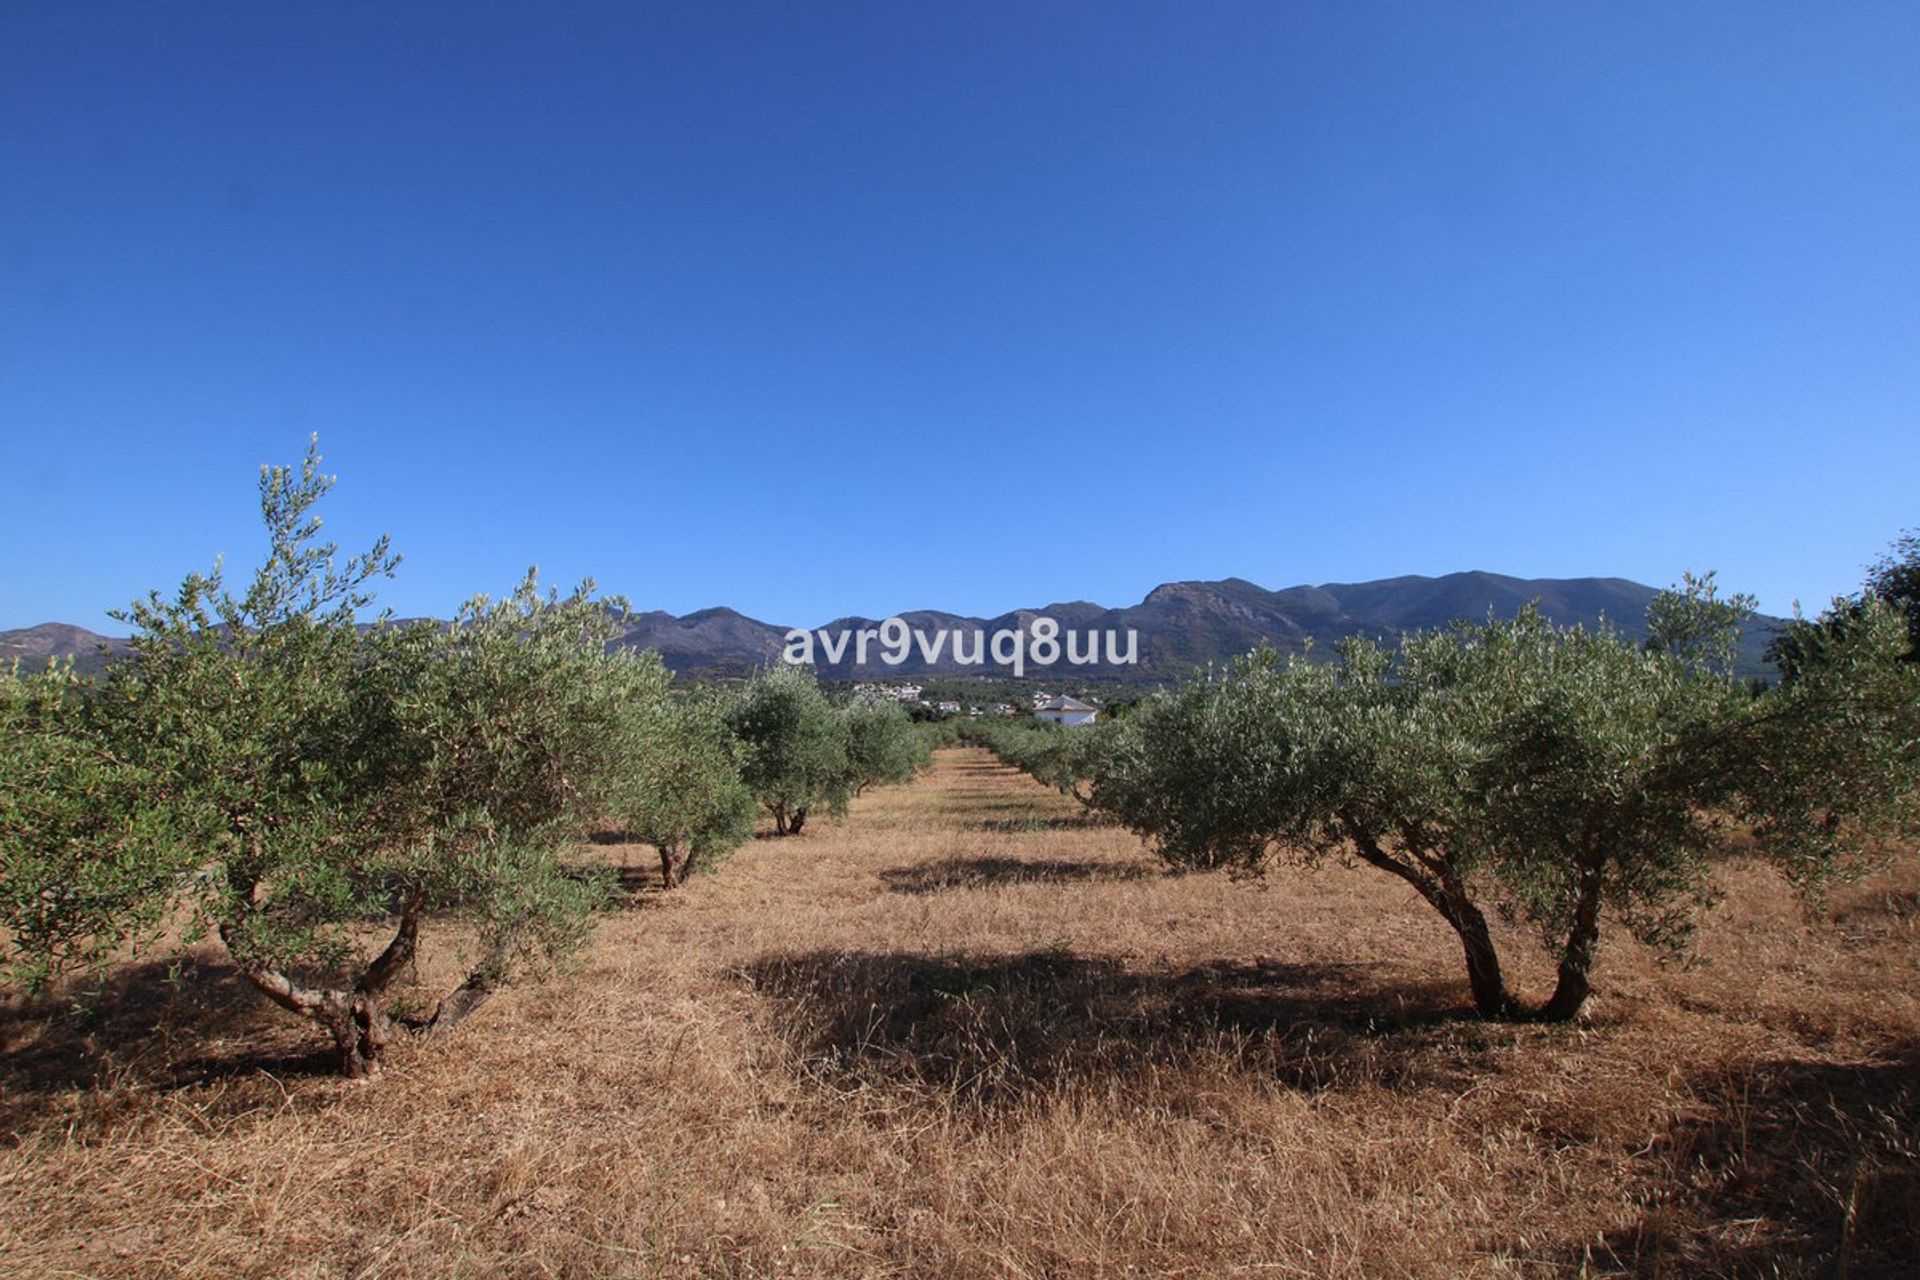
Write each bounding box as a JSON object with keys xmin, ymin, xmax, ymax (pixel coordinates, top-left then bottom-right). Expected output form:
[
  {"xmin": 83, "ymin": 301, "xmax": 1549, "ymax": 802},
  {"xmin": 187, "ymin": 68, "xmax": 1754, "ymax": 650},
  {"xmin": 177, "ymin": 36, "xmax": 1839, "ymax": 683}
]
[{"xmin": 4, "ymin": 2, "xmax": 1916, "ymax": 631}]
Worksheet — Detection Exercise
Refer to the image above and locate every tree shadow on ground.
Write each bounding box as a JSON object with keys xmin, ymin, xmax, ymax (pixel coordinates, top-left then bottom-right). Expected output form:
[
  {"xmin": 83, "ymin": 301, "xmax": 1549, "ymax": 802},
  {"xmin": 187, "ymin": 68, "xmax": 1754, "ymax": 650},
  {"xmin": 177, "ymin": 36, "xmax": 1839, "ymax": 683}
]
[
  {"xmin": 0, "ymin": 955, "xmax": 339, "ymax": 1136},
  {"xmin": 940, "ymin": 794, "xmax": 1067, "ymax": 817},
  {"xmin": 1830, "ymin": 885, "xmax": 1920, "ymax": 930},
  {"xmin": 880, "ymin": 854, "xmax": 1154, "ymax": 895},
  {"xmin": 742, "ymin": 947, "xmax": 1493, "ymax": 1106},
  {"xmin": 1541, "ymin": 1046, "xmax": 1920, "ymax": 1279},
  {"xmin": 597, "ymin": 864, "xmax": 669, "ymax": 896},
  {"xmin": 561, "ymin": 853, "xmax": 672, "ymax": 905},
  {"xmin": 964, "ymin": 814, "xmax": 1113, "ymax": 834}
]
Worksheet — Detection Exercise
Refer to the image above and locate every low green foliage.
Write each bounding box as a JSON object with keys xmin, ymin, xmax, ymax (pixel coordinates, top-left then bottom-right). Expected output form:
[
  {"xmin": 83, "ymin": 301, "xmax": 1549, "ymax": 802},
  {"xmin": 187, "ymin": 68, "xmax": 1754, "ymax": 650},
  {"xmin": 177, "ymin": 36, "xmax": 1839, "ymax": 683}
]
[
  {"xmin": 0, "ymin": 439, "xmax": 710, "ymax": 1075},
  {"xmin": 963, "ymin": 718, "xmax": 1111, "ymax": 806},
  {"xmin": 1741, "ymin": 595, "xmax": 1920, "ymax": 886},
  {"xmin": 727, "ymin": 665, "xmax": 852, "ymax": 836},
  {"xmin": 844, "ymin": 696, "xmax": 932, "ymax": 796},
  {"xmin": 725, "ymin": 668, "xmax": 933, "ymax": 835},
  {"xmin": 0, "ymin": 663, "xmax": 179, "ymax": 990},
  {"xmin": 612, "ymin": 685, "xmax": 757, "ymax": 886},
  {"xmin": 1093, "ymin": 572, "xmax": 1918, "ymax": 1022}
]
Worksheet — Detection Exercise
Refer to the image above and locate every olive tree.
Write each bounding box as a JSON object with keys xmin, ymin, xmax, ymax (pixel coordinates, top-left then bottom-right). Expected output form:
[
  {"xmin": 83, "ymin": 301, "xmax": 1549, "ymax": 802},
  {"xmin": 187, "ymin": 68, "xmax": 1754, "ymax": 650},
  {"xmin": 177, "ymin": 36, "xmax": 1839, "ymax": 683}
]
[
  {"xmin": 726, "ymin": 665, "xmax": 850, "ymax": 836},
  {"xmin": 1095, "ymin": 578, "xmax": 1918, "ymax": 1023},
  {"xmin": 1741, "ymin": 592, "xmax": 1920, "ymax": 878},
  {"xmin": 842, "ymin": 696, "xmax": 928, "ymax": 796},
  {"xmin": 1, "ymin": 441, "xmax": 636, "ymax": 1075},
  {"xmin": 0, "ymin": 662, "xmax": 180, "ymax": 992},
  {"xmin": 966, "ymin": 718, "xmax": 1108, "ymax": 806},
  {"xmin": 612, "ymin": 685, "xmax": 757, "ymax": 887},
  {"xmin": 1865, "ymin": 529, "xmax": 1920, "ymax": 658},
  {"xmin": 1770, "ymin": 530, "xmax": 1920, "ymax": 681}
]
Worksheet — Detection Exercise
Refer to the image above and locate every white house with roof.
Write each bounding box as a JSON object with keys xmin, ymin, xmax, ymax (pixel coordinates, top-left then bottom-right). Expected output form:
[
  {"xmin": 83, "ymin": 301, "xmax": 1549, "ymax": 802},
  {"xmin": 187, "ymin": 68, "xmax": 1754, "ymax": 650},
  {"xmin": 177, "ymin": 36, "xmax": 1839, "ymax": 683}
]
[{"xmin": 1034, "ymin": 694, "xmax": 1098, "ymax": 727}]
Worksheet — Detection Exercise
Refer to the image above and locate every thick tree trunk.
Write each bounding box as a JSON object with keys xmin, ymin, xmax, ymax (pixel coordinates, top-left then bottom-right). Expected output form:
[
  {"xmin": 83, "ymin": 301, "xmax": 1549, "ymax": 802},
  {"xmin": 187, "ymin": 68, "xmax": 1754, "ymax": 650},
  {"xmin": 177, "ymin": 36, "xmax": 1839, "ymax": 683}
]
[
  {"xmin": 233, "ymin": 964, "xmax": 393, "ymax": 1077},
  {"xmin": 1536, "ymin": 864, "xmax": 1605, "ymax": 1023},
  {"xmin": 424, "ymin": 936, "xmax": 516, "ymax": 1035},
  {"xmin": 772, "ymin": 804, "xmax": 790, "ymax": 836},
  {"xmin": 222, "ymin": 893, "xmax": 533, "ymax": 1077},
  {"xmin": 320, "ymin": 898, "xmax": 423, "ymax": 1075},
  {"xmin": 788, "ymin": 807, "xmax": 808, "ymax": 836},
  {"xmin": 1434, "ymin": 891, "xmax": 1518, "ymax": 1020},
  {"xmin": 318, "ymin": 991, "xmax": 392, "ymax": 1078},
  {"xmin": 1340, "ymin": 812, "xmax": 1520, "ymax": 1020},
  {"xmin": 225, "ymin": 899, "xmax": 440, "ymax": 1077},
  {"xmin": 659, "ymin": 844, "xmax": 680, "ymax": 889},
  {"xmin": 360, "ymin": 896, "xmax": 423, "ymax": 995}
]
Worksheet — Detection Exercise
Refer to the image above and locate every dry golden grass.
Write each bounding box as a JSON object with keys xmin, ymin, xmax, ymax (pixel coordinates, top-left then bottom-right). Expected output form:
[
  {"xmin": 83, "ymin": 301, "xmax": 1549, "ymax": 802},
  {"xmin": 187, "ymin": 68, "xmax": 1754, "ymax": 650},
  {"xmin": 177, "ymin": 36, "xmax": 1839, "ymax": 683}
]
[{"xmin": 2, "ymin": 748, "xmax": 1916, "ymax": 1278}]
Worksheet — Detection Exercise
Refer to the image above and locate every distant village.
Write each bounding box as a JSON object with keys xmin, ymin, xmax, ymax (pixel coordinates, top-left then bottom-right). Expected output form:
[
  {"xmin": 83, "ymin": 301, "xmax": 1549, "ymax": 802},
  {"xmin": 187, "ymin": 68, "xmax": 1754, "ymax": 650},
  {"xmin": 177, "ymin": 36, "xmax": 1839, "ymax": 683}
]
[{"xmin": 850, "ymin": 683, "xmax": 1102, "ymax": 726}]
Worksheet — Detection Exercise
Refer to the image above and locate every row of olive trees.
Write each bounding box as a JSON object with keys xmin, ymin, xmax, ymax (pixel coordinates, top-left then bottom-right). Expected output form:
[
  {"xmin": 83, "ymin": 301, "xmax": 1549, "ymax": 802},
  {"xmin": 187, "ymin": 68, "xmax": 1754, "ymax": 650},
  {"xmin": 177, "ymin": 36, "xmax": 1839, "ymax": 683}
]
[
  {"xmin": 607, "ymin": 683, "xmax": 758, "ymax": 889},
  {"xmin": 601, "ymin": 668, "xmax": 932, "ymax": 883},
  {"xmin": 0, "ymin": 442, "xmax": 928, "ymax": 1076},
  {"xmin": 959, "ymin": 717, "xmax": 1106, "ymax": 805},
  {"xmin": 724, "ymin": 665, "xmax": 933, "ymax": 836},
  {"xmin": 1080, "ymin": 569, "xmax": 1918, "ymax": 1023}
]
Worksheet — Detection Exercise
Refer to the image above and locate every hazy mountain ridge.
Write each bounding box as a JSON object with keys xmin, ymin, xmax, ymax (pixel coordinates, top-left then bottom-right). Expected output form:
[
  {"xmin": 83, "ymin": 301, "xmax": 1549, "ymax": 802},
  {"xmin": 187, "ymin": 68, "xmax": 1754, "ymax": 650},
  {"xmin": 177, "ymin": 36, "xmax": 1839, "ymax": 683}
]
[
  {"xmin": 0, "ymin": 623, "xmax": 133, "ymax": 677},
  {"xmin": 3, "ymin": 571, "xmax": 1786, "ymax": 682}
]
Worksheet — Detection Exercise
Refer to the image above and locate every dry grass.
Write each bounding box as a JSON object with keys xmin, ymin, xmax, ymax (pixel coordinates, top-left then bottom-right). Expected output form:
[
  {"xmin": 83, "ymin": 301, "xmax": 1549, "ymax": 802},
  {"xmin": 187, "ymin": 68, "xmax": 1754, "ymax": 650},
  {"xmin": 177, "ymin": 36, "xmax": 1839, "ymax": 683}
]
[{"xmin": 2, "ymin": 747, "xmax": 1916, "ymax": 1278}]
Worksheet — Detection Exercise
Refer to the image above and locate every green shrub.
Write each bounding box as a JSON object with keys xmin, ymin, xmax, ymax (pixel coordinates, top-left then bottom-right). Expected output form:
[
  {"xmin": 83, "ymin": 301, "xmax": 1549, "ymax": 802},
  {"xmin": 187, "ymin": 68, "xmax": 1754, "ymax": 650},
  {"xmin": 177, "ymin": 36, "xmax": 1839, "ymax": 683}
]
[{"xmin": 1095, "ymin": 576, "xmax": 1918, "ymax": 1022}]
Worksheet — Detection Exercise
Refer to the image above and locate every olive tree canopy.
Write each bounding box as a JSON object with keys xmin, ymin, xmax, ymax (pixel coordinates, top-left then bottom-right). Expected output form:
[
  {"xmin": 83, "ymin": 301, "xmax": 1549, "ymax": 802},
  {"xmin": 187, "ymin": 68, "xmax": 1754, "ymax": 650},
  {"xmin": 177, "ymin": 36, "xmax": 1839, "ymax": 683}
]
[
  {"xmin": 1, "ymin": 440, "xmax": 649, "ymax": 1075},
  {"xmin": 1094, "ymin": 575, "xmax": 1918, "ymax": 1022}
]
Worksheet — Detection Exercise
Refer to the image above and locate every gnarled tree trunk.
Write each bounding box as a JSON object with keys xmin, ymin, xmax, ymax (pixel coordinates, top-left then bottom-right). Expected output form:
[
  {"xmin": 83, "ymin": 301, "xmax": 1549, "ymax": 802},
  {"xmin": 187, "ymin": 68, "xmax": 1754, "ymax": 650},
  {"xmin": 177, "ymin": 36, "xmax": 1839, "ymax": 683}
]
[
  {"xmin": 1537, "ymin": 859, "xmax": 1605, "ymax": 1023},
  {"xmin": 422, "ymin": 935, "xmax": 516, "ymax": 1036},
  {"xmin": 317, "ymin": 990, "xmax": 393, "ymax": 1077},
  {"xmin": 233, "ymin": 963, "xmax": 394, "ymax": 1078},
  {"xmin": 1341, "ymin": 812, "xmax": 1521, "ymax": 1020},
  {"xmin": 226, "ymin": 894, "xmax": 449, "ymax": 1077},
  {"xmin": 1431, "ymin": 886, "xmax": 1518, "ymax": 1021}
]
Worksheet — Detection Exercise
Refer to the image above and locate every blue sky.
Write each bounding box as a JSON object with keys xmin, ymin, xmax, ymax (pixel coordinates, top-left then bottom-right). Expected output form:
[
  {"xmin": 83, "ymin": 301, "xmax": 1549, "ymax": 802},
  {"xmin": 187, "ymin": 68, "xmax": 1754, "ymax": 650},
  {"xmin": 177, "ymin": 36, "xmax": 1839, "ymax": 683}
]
[{"xmin": 3, "ymin": 2, "xmax": 1916, "ymax": 631}]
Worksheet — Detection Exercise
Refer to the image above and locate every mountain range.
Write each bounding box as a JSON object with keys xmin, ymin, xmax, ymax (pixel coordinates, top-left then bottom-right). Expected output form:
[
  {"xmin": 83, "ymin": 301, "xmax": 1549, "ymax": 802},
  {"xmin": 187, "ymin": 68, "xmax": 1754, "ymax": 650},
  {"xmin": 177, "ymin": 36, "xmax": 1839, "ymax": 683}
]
[{"xmin": 2, "ymin": 571, "xmax": 1787, "ymax": 683}]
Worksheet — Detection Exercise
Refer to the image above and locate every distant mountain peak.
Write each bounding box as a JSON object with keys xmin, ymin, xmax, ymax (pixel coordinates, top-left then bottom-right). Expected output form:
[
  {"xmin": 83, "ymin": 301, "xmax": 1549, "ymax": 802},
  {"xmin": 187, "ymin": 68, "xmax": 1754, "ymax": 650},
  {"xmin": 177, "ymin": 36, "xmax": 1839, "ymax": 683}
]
[{"xmin": 2, "ymin": 570, "xmax": 1787, "ymax": 682}]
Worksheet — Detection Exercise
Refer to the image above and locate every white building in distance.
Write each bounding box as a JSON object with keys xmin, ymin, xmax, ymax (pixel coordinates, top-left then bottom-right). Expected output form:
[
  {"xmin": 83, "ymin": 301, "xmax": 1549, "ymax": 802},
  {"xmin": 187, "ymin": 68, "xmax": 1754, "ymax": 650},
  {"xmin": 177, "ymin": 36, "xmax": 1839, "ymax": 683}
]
[{"xmin": 1034, "ymin": 695, "xmax": 1098, "ymax": 727}]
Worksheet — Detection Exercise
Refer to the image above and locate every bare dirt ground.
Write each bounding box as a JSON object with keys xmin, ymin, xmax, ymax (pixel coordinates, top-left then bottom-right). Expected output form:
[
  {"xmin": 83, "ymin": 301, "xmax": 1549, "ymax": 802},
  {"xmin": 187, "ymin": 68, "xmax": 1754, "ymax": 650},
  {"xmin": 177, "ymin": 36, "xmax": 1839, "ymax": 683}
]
[{"xmin": 3, "ymin": 747, "xmax": 1916, "ymax": 1278}]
